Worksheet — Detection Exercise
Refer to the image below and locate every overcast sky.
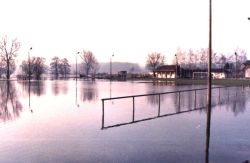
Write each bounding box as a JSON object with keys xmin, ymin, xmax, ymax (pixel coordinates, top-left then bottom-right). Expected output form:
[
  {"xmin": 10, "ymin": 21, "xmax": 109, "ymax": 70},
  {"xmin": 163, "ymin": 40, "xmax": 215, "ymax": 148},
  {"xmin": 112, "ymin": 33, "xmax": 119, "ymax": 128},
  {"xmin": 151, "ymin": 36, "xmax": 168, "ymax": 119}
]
[{"xmin": 1, "ymin": 0, "xmax": 250, "ymax": 66}]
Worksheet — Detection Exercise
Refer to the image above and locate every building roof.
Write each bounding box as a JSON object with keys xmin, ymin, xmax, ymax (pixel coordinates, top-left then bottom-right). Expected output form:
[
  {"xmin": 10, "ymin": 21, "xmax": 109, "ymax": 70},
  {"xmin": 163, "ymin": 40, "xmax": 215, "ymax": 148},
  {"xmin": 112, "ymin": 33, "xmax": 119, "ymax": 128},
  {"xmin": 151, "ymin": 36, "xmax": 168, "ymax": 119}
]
[
  {"xmin": 154, "ymin": 65, "xmax": 177, "ymax": 72},
  {"xmin": 244, "ymin": 60, "xmax": 250, "ymax": 66}
]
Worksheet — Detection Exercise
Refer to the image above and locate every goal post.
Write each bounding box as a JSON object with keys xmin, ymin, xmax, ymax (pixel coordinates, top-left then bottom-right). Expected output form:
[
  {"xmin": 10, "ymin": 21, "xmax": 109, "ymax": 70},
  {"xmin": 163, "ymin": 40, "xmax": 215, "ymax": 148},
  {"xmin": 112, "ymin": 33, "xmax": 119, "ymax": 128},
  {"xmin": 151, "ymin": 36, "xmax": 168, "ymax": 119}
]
[{"xmin": 193, "ymin": 72, "xmax": 208, "ymax": 79}]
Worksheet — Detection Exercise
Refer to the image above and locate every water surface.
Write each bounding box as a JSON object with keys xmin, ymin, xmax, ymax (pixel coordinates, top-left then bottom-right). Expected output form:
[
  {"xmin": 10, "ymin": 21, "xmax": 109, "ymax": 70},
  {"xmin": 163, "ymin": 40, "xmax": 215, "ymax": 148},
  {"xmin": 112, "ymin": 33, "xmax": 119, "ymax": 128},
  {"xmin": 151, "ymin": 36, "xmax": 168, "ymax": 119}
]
[{"xmin": 0, "ymin": 80, "xmax": 249, "ymax": 163}]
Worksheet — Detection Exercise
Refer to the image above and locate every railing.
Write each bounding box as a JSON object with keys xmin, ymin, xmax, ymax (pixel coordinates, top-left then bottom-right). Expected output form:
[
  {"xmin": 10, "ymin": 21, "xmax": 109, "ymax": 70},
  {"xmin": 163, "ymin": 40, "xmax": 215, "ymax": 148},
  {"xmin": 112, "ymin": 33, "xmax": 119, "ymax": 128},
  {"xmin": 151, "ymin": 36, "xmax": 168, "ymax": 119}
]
[{"xmin": 101, "ymin": 86, "xmax": 245, "ymax": 129}]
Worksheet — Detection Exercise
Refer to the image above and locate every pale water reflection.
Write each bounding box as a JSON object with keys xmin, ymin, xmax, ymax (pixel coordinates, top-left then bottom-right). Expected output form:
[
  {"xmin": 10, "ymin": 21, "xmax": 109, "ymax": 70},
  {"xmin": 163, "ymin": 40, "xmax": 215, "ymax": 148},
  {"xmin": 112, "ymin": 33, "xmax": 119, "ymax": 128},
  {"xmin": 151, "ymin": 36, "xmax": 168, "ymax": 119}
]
[
  {"xmin": 0, "ymin": 81, "xmax": 22, "ymax": 122},
  {"xmin": 0, "ymin": 80, "xmax": 249, "ymax": 163}
]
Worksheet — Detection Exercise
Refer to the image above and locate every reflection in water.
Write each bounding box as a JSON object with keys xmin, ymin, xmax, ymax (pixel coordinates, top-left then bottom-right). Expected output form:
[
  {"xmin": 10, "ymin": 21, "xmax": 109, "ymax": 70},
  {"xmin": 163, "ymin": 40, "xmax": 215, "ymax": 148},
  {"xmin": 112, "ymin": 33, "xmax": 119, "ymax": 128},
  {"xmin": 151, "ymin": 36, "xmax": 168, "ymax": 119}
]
[
  {"xmin": 19, "ymin": 80, "xmax": 45, "ymax": 96},
  {"xmin": 80, "ymin": 80, "xmax": 98, "ymax": 102},
  {"xmin": 146, "ymin": 86, "xmax": 248, "ymax": 118},
  {"xmin": 0, "ymin": 81, "xmax": 23, "ymax": 122},
  {"xmin": 31, "ymin": 81, "xmax": 45, "ymax": 96},
  {"xmin": 51, "ymin": 80, "xmax": 68, "ymax": 96}
]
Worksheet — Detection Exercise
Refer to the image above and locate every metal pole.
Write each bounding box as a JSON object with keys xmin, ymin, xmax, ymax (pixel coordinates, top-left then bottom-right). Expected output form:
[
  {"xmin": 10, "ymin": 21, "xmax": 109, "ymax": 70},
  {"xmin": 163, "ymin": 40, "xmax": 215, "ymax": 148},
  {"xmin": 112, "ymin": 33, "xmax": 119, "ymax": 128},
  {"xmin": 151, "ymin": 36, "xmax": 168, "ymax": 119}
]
[
  {"xmin": 28, "ymin": 47, "xmax": 32, "ymax": 81},
  {"xmin": 194, "ymin": 90, "xmax": 196, "ymax": 109},
  {"xmin": 235, "ymin": 52, "xmax": 237, "ymax": 79},
  {"xmin": 175, "ymin": 54, "xmax": 178, "ymax": 79},
  {"xmin": 110, "ymin": 54, "xmax": 114, "ymax": 81},
  {"xmin": 158, "ymin": 94, "xmax": 161, "ymax": 116},
  {"xmin": 76, "ymin": 52, "xmax": 79, "ymax": 80},
  {"xmin": 206, "ymin": 0, "xmax": 212, "ymax": 162},
  {"xmin": 132, "ymin": 97, "xmax": 135, "ymax": 122},
  {"xmin": 102, "ymin": 99, "xmax": 105, "ymax": 129},
  {"xmin": 178, "ymin": 91, "xmax": 181, "ymax": 110},
  {"xmin": 218, "ymin": 87, "xmax": 221, "ymax": 104}
]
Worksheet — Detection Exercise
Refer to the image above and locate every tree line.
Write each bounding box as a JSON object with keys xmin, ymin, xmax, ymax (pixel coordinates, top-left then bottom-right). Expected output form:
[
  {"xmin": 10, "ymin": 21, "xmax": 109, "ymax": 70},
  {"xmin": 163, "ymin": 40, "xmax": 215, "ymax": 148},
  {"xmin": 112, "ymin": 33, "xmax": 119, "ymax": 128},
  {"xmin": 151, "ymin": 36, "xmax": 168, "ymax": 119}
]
[
  {"xmin": 146, "ymin": 47, "xmax": 247, "ymax": 73},
  {"xmin": 0, "ymin": 35, "xmax": 248, "ymax": 80},
  {"xmin": 0, "ymin": 36, "xmax": 99, "ymax": 79}
]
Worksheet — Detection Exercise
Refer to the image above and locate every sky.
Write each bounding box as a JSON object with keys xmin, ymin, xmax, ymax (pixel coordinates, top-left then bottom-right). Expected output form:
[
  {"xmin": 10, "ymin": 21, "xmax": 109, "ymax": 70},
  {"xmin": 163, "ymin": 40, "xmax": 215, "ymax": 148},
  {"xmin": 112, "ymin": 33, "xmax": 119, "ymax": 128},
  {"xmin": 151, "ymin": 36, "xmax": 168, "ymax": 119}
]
[{"xmin": 1, "ymin": 0, "xmax": 250, "ymax": 66}]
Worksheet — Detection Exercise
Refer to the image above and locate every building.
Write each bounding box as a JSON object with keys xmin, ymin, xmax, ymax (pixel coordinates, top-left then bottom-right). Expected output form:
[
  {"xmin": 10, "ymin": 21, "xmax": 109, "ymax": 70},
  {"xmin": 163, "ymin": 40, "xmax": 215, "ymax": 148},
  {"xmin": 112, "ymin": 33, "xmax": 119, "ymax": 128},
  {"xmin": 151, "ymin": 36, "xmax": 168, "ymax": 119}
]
[
  {"xmin": 240, "ymin": 60, "xmax": 250, "ymax": 78},
  {"xmin": 192, "ymin": 69, "xmax": 225, "ymax": 79},
  {"xmin": 117, "ymin": 71, "xmax": 127, "ymax": 81},
  {"xmin": 153, "ymin": 65, "xmax": 180, "ymax": 79}
]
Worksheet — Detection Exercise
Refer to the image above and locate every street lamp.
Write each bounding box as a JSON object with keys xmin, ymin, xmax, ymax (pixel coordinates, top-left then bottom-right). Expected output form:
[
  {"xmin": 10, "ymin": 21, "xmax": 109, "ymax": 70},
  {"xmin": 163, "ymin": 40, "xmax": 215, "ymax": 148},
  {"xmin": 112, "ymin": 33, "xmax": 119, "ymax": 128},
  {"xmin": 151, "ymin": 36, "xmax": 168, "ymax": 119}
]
[
  {"xmin": 28, "ymin": 47, "xmax": 32, "ymax": 113},
  {"xmin": 28, "ymin": 47, "xmax": 32, "ymax": 81},
  {"xmin": 76, "ymin": 52, "xmax": 80, "ymax": 80},
  {"xmin": 110, "ymin": 53, "xmax": 114, "ymax": 80},
  {"xmin": 235, "ymin": 52, "xmax": 237, "ymax": 79},
  {"xmin": 175, "ymin": 54, "xmax": 178, "ymax": 79}
]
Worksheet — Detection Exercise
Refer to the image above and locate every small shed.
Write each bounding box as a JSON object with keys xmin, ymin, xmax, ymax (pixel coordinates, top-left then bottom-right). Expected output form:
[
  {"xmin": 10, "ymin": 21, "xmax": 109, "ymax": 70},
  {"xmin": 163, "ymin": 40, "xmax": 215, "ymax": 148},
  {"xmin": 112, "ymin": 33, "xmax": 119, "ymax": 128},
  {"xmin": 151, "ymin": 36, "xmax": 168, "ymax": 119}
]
[
  {"xmin": 118, "ymin": 71, "xmax": 127, "ymax": 81},
  {"xmin": 153, "ymin": 65, "xmax": 179, "ymax": 78},
  {"xmin": 240, "ymin": 60, "xmax": 250, "ymax": 78}
]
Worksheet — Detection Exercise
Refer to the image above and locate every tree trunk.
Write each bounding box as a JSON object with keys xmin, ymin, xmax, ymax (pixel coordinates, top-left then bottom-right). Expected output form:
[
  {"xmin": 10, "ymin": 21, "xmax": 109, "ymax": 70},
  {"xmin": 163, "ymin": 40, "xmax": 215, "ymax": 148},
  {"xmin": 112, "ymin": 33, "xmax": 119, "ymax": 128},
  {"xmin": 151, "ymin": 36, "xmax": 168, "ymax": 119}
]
[{"xmin": 7, "ymin": 60, "xmax": 10, "ymax": 79}]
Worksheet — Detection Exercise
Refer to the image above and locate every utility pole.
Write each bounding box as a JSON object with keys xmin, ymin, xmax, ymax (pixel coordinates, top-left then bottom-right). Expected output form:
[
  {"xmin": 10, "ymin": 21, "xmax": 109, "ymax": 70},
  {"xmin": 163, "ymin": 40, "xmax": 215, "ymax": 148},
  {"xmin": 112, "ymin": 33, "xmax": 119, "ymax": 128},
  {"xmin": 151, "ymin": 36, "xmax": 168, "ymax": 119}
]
[
  {"xmin": 235, "ymin": 52, "xmax": 237, "ymax": 79},
  {"xmin": 206, "ymin": 0, "xmax": 212, "ymax": 162}
]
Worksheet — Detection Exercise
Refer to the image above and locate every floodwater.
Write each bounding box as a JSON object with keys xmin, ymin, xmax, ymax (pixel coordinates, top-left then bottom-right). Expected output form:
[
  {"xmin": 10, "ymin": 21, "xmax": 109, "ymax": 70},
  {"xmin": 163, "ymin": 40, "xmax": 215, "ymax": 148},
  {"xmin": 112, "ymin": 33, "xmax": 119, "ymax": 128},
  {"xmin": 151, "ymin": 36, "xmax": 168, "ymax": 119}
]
[{"xmin": 0, "ymin": 79, "xmax": 249, "ymax": 163}]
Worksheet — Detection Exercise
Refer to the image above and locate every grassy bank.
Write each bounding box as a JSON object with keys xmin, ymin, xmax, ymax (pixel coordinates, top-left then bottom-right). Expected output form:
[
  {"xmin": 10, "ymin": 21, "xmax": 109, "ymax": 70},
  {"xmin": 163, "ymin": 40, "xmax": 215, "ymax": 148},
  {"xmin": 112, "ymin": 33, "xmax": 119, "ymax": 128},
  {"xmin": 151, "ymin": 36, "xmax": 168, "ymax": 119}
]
[{"xmin": 128, "ymin": 77, "xmax": 250, "ymax": 86}]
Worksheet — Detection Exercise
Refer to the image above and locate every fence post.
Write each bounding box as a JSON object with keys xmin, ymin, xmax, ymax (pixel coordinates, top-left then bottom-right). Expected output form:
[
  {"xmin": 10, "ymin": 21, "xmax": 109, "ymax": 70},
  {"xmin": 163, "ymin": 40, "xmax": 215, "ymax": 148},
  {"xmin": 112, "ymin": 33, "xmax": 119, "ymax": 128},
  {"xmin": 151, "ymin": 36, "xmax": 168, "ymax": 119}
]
[
  {"xmin": 178, "ymin": 91, "xmax": 181, "ymax": 110},
  {"xmin": 132, "ymin": 97, "xmax": 135, "ymax": 122},
  {"xmin": 194, "ymin": 90, "xmax": 196, "ymax": 109},
  {"xmin": 218, "ymin": 87, "xmax": 220, "ymax": 104},
  {"xmin": 158, "ymin": 94, "xmax": 161, "ymax": 117},
  {"xmin": 102, "ymin": 99, "xmax": 105, "ymax": 129}
]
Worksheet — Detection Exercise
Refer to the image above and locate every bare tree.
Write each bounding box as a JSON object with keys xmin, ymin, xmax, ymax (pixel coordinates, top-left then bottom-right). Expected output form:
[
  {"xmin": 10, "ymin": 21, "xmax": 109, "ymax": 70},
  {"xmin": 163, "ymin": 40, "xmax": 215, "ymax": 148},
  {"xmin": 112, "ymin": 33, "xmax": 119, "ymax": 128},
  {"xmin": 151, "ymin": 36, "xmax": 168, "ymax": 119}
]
[
  {"xmin": 60, "ymin": 58, "xmax": 71, "ymax": 78},
  {"xmin": 20, "ymin": 60, "xmax": 29, "ymax": 78},
  {"xmin": 33, "ymin": 57, "xmax": 46, "ymax": 80},
  {"xmin": 146, "ymin": 52, "xmax": 165, "ymax": 76},
  {"xmin": 20, "ymin": 57, "xmax": 46, "ymax": 80},
  {"xmin": 80, "ymin": 50, "xmax": 98, "ymax": 77},
  {"xmin": 0, "ymin": 36, "xmax": 20, "ymax": 79},
  {"xmin": 50, "ymin": 57, "xmax": 60, "ymax": 78},
  {"xmin": 91, "ymin": 58, "xmax": 99, "ymax": 79}
]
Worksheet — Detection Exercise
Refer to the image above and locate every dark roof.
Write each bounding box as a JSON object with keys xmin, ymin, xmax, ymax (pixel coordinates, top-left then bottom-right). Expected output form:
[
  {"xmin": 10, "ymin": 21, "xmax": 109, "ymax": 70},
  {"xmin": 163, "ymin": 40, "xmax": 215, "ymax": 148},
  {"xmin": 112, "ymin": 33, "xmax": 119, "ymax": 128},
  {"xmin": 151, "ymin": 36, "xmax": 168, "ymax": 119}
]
[
  {"xmin": 243, "ymin": 60, "xmax": 250, "ymax": 66},
  {"xmin": 193, "ymin": 68, "xmax": 224, "ymax": 73},
  {"xmin": 154, "ymin": 65, "xmax": 177, "ymax": 72}
]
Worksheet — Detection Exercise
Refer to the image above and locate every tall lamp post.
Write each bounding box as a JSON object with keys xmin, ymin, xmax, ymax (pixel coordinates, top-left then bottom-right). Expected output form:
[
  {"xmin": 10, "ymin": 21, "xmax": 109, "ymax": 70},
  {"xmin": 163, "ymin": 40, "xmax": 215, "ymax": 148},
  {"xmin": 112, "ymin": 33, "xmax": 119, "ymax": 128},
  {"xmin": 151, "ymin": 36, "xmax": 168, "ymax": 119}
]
[
  {"xmin": 175, "ymin": 54, "xmax": 178, "ymax": 79},
  {"xmin": 110, "ymin": 53, "xmax": 114, "ymax": 81},
  {"xmin": 28, "ymin": 47, "xmax": 32, "ymax": 113},
  {"xmin": 76, "ymin": 52, "xmax": 80, "ymax": 80},
  {"xmin": 28, "ymin": 47, "xmax": 32, "ymax": 81},
  {"xmin": 235, "ymin": 52, "xmax": 237, "ymax": 79}
]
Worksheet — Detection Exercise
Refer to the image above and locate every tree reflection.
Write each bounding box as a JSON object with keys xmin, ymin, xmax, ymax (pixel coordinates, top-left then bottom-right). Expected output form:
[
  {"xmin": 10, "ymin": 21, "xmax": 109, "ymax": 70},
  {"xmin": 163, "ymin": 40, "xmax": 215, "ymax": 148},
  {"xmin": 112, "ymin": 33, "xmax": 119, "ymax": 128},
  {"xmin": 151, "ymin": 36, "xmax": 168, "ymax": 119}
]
[
  {"xmin": 227, "ymin": 91, "xmax": 247, "ymax": 116},
  {"xmin": 20, "ymin": 80, "xmax": 45, "ymax": 96},
  {"xmin": 0, "ymin": 81, "xmax": 22, "ymax": 122},
  {"xmin": 80, "ymin": 80, "xmax": 98, "ymax": 102},
  {"xmin": 51, "ymin": 80, "xmax": 68, "ymax": 96}
]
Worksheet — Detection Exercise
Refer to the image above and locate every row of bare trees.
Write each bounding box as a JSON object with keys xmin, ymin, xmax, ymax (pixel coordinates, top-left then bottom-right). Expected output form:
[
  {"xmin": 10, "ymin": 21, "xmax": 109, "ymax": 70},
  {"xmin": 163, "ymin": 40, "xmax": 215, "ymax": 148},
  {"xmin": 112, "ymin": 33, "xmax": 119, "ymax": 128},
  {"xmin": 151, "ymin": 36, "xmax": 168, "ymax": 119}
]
[
  {"xmin": 175, "ymin": 47, "xmax": 247, "ymax": 70},
  {"xmin": 50, "ymin": 57, "xmax": 71, "ymax": 78},
  {"xmin": 0, "ymin": 35, "xmax": 247, "ymax": 80},
  {"xmin": 145, "ymin": 47, "xmax": 247, "ymax": 74},
  {"xmin": 0, "ymin": 35, "xmax": 100, "ymax": 79},
  {"xmin": 21, "ymin": 57, "xmax": 47, "ymax": 80}
]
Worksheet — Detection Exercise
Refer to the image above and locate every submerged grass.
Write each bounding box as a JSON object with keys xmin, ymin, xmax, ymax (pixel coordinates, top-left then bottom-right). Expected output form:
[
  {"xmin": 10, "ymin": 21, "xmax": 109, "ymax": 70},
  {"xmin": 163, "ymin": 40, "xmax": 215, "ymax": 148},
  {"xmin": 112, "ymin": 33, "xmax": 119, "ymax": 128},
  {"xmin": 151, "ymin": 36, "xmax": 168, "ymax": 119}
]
[{"xmin": 128, "ymin": 77, "xmax": 250, "ymax": 86}]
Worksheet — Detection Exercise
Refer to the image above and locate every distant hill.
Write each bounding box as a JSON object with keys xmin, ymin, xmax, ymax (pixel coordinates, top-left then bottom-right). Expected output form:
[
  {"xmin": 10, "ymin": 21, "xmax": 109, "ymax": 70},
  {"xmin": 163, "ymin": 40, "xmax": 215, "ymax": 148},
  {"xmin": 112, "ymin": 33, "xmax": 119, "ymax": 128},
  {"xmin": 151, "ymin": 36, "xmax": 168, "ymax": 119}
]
[
  {"xmin": 71, "ymin": 62, "xmax": 145, "ymax": 74},
  {"xmin": 98, "ymin": 62, "xmax": 144, "ymax": 74}
]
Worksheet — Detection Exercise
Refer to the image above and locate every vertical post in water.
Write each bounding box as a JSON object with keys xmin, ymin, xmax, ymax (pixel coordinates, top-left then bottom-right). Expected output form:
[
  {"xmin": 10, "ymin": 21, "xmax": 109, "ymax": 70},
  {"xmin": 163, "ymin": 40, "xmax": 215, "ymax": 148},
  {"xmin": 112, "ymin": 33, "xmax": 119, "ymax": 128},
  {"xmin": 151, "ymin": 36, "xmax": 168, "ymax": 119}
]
[
  {"xmin": 158, "ymin": 94, "xmax": 161, "ymax": 117},
  {"xmin": 102, "ymin": 99, "xmax": 105, "ymax": 129},
  {"xmin": 218, "ymin": 87, "xmax": 221, "ymax": 104},
  {"xmin": 178, "ymin": 91, "xmax": 181, "ymax": 110},
  {"xmin": 194, "ymin": 90, "xmax": 197, "ymax": 109},
  {"xmin": 206, "ymin": 0, "xmax": 212, "ymax": 162},
  {"xmin": 132, "ymin": 97, "xmax": 135, "ymax": 122}
]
